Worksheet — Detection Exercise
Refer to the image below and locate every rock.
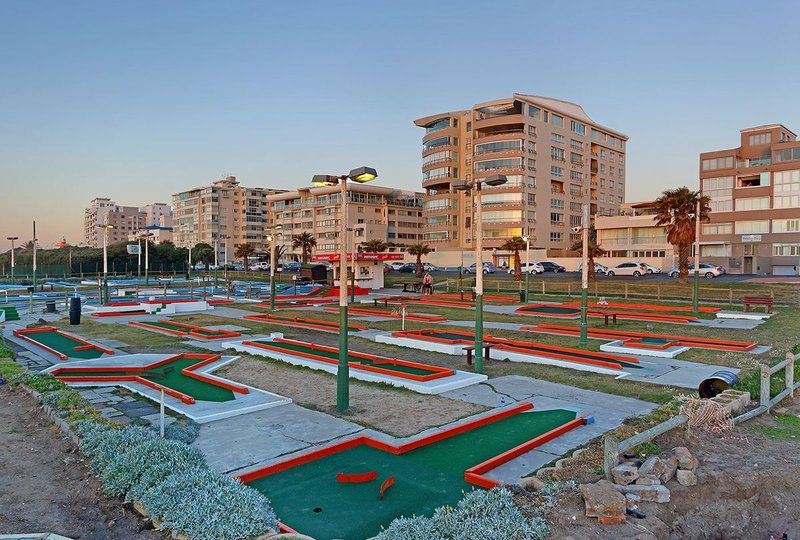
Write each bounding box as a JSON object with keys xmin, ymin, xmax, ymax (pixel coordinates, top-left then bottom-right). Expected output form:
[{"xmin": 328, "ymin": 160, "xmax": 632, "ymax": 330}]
[
  {"xmin": 579, "ymin": 480, "xmax": 626, "ymax": 522},
  {"xmin": 612, "ymin": 483, "xmax": 671, "ymax": 503},
  {"xmin": 625, "ymin": 493, "xmax": 641, "ymax": 509},
  {"xmin": 676, "ymin": 469, "xmax": 698, "ymax": 486},
  {"xmin": 661, "ymin": 457, "xmax": 678, "ymax": 483},
  {"xmin": 611, "ymin": 464, "xmax": 640, "ymax": 485},
  {"xmin": 107, "ymin": 520, "xmax": 116, "ymax": 529},
  {"xmin": 639, "ymin": 456, "xmax": 665, "ymax": 478},
  {"xmin": 635, "ymin": 475, "xmax": 661, "ymax": 486},
  {"xmin": 673, "ymin": 446, "xmax": 699, "ymax": 470},
  {"xmin": 518, "ymin": 475, "xmax": 546, "ymax": 491}
]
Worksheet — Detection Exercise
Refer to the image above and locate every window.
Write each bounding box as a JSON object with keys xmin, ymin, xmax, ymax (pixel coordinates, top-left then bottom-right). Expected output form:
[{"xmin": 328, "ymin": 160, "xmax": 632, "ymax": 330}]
[
  {"xmin": 527, "ymin": 141, "xmax": 536, "ymax": 153},
  {"xmin": 550, "ymin": 212, "xmax": 563, "ymax": 223},
  {"xmin": 527, "ymin": 158, "xmax": 536, "ymax": 170},
  {"xmin": 749, "ymin": 133, "xmax": 771, "ymax": 146},
  {"xmin": 570, "ymin": 120, "xmax": 585, "ymax": 135},
  {"xmin": 774, "ymin": 170, "xmax": 800, "ymax": 192},
  {"xmin": 423, "ymin": 150, "xmax": 453, "ymax": 166},
  {"xmin": 466, "ymin": 121, "xmax": 471, "ymax": 132},
  {"xmin": 475, "ymin": 140, "xmax": 522, "ymax": 155},
  {"xmin": 570, "ymin": 139, "xmax": 583, "ymax": 151},
  {"xmin": 482, "ymin": 192, "xmax": 523, "ymax": 206},
  {"xmin": 528, "ymin": 125, "xmax": 536, "ymax": 136},
  {"xmin": 571, "ymin": 152, "xmax": 582, "ymax": 165},
  {"xmin": 701, "ymin": 244, "xmax": 732, "ymax": 257},
  {"xmin": 775, "ymin": 148, "xmax": 800, "ymax": 163},
  {"xmin": 474, "ymin": 157, "xmax": 522, "ymax": 172},
  {"xmin": 773, "ymin": 244, "xmax": 800, "ymax": 256},
  {"xmin": 550, "ymin": 198, "xmax": 564, "ymax": 210},
  {"xmin": 735, "ymin": 197, "xmax": 771, "ymax": 211},
  {"xmin": 702, "ymin": 223, "xmax": 733, "ymax": 235},
  {"xmin": 551, "ymin": 133, "xmax": 565, "ymax": 144},
  {"xmin": 425, "ymin": 118, "xmax": 450, "ymax": 134},
  {"xmin": 551, "ymin": 166, "xmax": 564, "ymax": 177},
  {"xmin": 528, "ymin": 105, "xmax": 540, "ymax": 119},
  {"xmin": 570, "ymin": 201, "xmax": 582, "ymax": 211},
  {"xmin": 423, "ymin": 136, "xmax": 450, "ymax": 151},
  {"xmin": 550, "ymin": 231, "xmax": 563, "ymax": 242},
  {"xmin": 774, "ymin": 195, "xmax": 800, "ymax": 208},
  {"xmin": 551, "ymin": 114, "xmax": 563, "ymax": 128},
  {"xmin": 702, "ymin": 156, "xmax": 734, "ymax": 171},
  {"xmin": 423, "ymin": 167, "xmax": 451, "ymax": 181},
  {"xmin": 551, "ymin": 147, "xmax": 565, "ymax": 161},
  {"xmin": 422, "ymin": 199, "xmax": 451, "ymax": 211},
  {"xmin": 570, "ymin": 170, "xmax": 583, "ymax": 181},
  {"xmin": 773, "ymin": 219, "xmax": 800, "ymax": 233},
  {"xmin": 734, "ymin": 220, "xmax": 770, "ymax": 234},
  {"xmin": 482, "ymin": 210, "xmax": 522, "ymax": 223}
]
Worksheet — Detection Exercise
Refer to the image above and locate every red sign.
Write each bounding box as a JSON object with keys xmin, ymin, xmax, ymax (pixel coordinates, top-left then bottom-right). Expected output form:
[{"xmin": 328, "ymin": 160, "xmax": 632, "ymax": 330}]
[{"xmin": 312, "ymin": 252, "xmax": 404, "ymax": 262}]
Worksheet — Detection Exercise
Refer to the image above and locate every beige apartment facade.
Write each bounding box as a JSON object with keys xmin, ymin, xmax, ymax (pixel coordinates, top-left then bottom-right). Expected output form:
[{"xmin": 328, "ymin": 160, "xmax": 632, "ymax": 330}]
[
  {"xmin": 83, "ymin": 198, "xmax": 146, "ymax": 247},
  {"xmin": 172, "ymin": 176, "xmax": 285, "ymax": 260},
  {"xmin": 700, "ymin": 124, "xmax": 800, "ymax": 275},
  {"xmin": 595, "ymin": 201, "xmax": 675, "ymax": 270},
  {"xmin": 414, "ymin": 93, "xmax": 627, "ymax": 266},
  {"xmin": 266, "ymin": 184, "xmax": 423, "ymax": 260}
]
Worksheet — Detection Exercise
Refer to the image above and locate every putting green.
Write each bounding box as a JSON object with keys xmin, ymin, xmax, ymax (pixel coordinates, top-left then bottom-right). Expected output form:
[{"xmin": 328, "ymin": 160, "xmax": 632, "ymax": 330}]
[
  {"xmin": 142, "ymin": 321, "xmax": 224, "ymax": 337},
  {"xmin": 252, "ymin": 340, "xmax": 437, "ymax": 377},
  {"xmin": 25, "ymin": 330, "xmax": 106, "ymax": 359},
  {"xmin": 58, "ymin": 356, "xmax": 235, "ymax": 402},
  {"xmin": 260, "ymin": 315, "xmax": 363, "ymax": 332},
  {"xmin": 248, "ymin": 408, "xmax": 577, "ymax": 540},
  {"xmin": 520, "ymin": 305, "xmax": 580, "ymax": 315}
]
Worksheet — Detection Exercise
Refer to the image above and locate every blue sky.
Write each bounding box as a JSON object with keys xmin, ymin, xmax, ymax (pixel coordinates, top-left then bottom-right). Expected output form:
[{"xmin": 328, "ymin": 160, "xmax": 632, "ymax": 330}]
[{"xmin": 1, "ymin": 0, "xmax": 798, "ymax": 250}]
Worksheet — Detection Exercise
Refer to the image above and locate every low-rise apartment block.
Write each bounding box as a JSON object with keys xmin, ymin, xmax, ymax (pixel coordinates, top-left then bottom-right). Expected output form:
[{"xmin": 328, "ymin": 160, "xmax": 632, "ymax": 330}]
[
  {"xmin": 414, "ymin": 93, "xmax": 627, "ymax": 266},
  {"xmin": 84, "ymin": 198, "xmax": 173, "ymax": 247},
  {"xmin": 595, "ymin": 201, "xmax": 675, "ymax": 270},
  {"xmin": 172, "ymin": 176, "xmax": 286, "ymax": 259},
  {"xmin": 700, "ymin": 124, "xmax": 800, "ymax": 275},
  {"xmin": 266, "ymin": 184, "xmax": 423, "ymax": 259}
]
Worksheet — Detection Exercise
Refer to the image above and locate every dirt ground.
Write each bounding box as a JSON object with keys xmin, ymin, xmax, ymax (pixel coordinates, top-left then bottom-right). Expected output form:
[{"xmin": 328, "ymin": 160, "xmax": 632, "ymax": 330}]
[
  {"xmin": 0, "ymin": 384, "xmax": 163, "ymax": 540},
  {"xmin": 218, "ymin": 354, "xmax": 488, "ymax": 437},
  {"xmin": 547, "ymin": 399, "xmax": 800, "ymax": 540}
]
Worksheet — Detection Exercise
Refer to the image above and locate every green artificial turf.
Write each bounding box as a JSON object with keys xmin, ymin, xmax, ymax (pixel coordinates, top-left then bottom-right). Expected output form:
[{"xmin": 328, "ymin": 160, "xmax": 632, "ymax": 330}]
[
  {"xmin": 0, "ymin": 306, "xmax": 20, "ymax": 321},
  {"xmin": 520, "ymin": 305, "xmax": 580, "ymax": 315},
  {"xmin": 262, "ymin": 315, "xmax": 362, "ymax": 332},
  {"xmin": 58, "ymin": 355, "xmax": 235, "ymax": 402},
  {"xmin": 144, "ymin": 321, "xmax": 223, "ymax": 337},
  {"xmin": 253, "ymin": 340, "xmax": 438, "ymax": 376},
  {"xmin": 25, "ymin": 330, "xmax": 106, "ymax": 359},
  {"xmin": 248, "ymin": 408, "xmax": 577, "ymax": 540}
]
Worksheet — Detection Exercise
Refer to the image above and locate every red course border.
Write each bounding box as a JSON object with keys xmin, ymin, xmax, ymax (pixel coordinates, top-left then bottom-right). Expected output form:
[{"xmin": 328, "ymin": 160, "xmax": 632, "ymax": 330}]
[
  {"xmin": 323, "ymin": 306, "xmax": 446, "ymax": 322},
  {"xmin": 243, "ymin": 313, "xmax": 368, "ymax": 333},
  {"xmin": 128, "ymin": 319, "xmax": 242, "ymax": 340},
  {"xmin": 13, "ymin": 326, "xmax": 115, "ymax": 360}
]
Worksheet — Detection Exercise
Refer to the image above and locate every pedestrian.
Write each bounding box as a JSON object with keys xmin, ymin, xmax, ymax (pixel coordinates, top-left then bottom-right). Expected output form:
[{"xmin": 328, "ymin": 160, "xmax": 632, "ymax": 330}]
[{"xmin": 422, "ymin": 271, "xmax": 433, "ymax": 295}]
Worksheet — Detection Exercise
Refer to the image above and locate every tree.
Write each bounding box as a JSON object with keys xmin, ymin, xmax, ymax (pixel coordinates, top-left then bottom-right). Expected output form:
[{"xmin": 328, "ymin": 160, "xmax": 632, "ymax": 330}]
[
  {"xmin": 234, "ymin": 243, "xmax": 256, "ymax": 271},
  {"xmin": 570, "ymin": 226, "xmax": 606, "ymax": 282},
  {"xmin": 192, "ymin": 243, "xmax": 214, "ymax": 267},
  {"xmin": 292, "ymin": 232, "xmax": 317, "ymax": 264},
  {"xmin": 361, "ymin": 239, "xmax": 388, "ymax": 253},
  {"xmin": 500, "ymin": 236, "xmax": 527, "ymax": 281},
  {"xmin": 406, "ymin": 243, "xmax": 433, "ymax": 277},
  {"xmin": 654, "ymin": 187, "xmax": 711, "ymax": 283}
]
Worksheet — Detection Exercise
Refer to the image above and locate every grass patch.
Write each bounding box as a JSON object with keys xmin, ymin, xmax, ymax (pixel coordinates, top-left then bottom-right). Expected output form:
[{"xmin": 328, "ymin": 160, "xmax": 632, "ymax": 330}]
[
  {"xmin": 754, "ymin": 415, "xmax": 800, "ymax": 440},
  {"xmin": 0, "ymin": 359, "xmax": 24, "ymax": 378}
]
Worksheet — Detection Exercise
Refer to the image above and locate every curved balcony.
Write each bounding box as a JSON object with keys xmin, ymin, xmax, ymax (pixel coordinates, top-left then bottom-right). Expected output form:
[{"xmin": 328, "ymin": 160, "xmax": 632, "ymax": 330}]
[
  {"xmin": 423, "ymin": 125, "xmax": 458, "ymax": 144},
  {"xmin": 472, "ymin": 147, "xmax": 524, "ymax": 162},
  {"xmin": 422, "ymin": 143, "xmax": 457, "ymax": 158},
  {"xmin": 473, "ymin": 129, "xmax": 525, "ymax": 143},
  {"xmin": 474, "ymin": 113, "xmax": 525, "ymax": 130},
  {"xmin": 422, "ymin": 156, "xmax": 458, "ymax": 173},
  {"xmin": 422, "ymin": 177, "xmax": 453, "ymax": 190},
  {"xmin": 474, "ymin": 167, "xmax": 524, "ymax": 181}
]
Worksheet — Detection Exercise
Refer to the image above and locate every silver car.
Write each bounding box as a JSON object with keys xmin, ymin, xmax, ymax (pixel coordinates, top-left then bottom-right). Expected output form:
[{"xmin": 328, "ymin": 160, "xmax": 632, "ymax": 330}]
[{"xmin": 668, "ymin": 263, "xmax": 726, "ymax": 278}]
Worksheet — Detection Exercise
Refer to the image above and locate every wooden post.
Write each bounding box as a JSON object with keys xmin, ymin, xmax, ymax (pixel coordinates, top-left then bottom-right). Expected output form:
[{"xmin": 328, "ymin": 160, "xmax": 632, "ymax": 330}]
[
  {"xmin": 567, "ymin": 282, "xmax": 571, "ymax": 296},
  {"xmin": 786, "ymin": 353, "xmax": 795, "ymax": 399},
  {"xmin": 657, "ymin": 283, "xmax": 661, "ymax": 301},
  {"xmin": 760, "ymin": 364, "xmax": 771, "ymax": 411},
  {"xmin": 604, "ymin": 436, "xmax": 620, "ymax": 480},
  {"xmin": 624, "ymin": 283, "xmax": 629, "ymax": 299},
  {"xmin": 542, "ymin": 280, "xmax": 546, "ymax": 295},
  {"xmin": 729, "ymin": 288, "xmax": 733, "ymax": 305}
]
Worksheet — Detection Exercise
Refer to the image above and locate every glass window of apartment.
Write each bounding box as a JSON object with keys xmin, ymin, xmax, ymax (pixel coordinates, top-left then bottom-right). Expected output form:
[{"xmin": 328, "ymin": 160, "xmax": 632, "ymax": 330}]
[
  {"xmin": 569, "ymin": 184, "xmax": 582, "ymax": 196},
  {"xmin": 702, "ymin": 222, "xmax": 733, "ymax": 235},
  {"xmin": 551, "ymin": 114, "xmax": 563, "ymax": 128},
  {"xmin": 527, "ymin": 158, "xmax": 536, "ymax": 170},
  {"xmin": 551, "ymin": 133, "xmax": 565, "ymax": 144},
  {"xmin": 527, "ymin": 141, "xmax": 536, "ymax": 153},
  {"xmin": 702, "ymin": 156, "xmax": 735, "ymax": 171},
  {"xmin": 423, "ymin": 150, "xmax": 452, "ymax": 166},
  {"xmin": 749, "ymin": 133, "xmax": 771, "ymax": 146},
  {"xmin": 551, "ymin": 166, "xmax": 564, "ymax": 177},
  {"xmin": 482, "ymin": 192, "xmax": 523, "ymax": 206},
  {"xmin": 551, "ymin": 147, "xmax": 565, "ymax": 161},
  {"xmin": 423, "ymin": 167, "xmax": 451, "ymax": 181},
  {"xmin": 550, "ymin": 231, "xmax": 563, "ymax": 242},
  {"xmin": 551, "ymin": 198, "xmax": 564, "ymax": 210},
  {"xmin": 475, "ymin": 139, "xmax": 522, "ymax": 155},
  {"xmin": 703, "ymin": 176, "xmax": 733, "ymax": 195},
  {"xmin": 550, "ymin": 212, "xmax": 563, "ymax": 223},
  {"xmin": 701, "ymin": 244, "xmax": 732, "ymax": 257},
  {"xmin": 527, "ymin": 176, "xmax": 536, "ymax": 188},
  {"xmin": 528, "ymin": 125, "xmax": 536, "ymax": 136},
  {"xmin": 423, "ymin": 199, "xmax": 451, "ymax": 211},
  {"xmin": 542, "ymin": 110, "xmax": 549, "ymax": 123},
  {"xmin": 570, "ymin": 152, "xmax": 582, "ymax": 165},
  {"xmin": 528, "ymin": 193, "xmax": 536, "ymax": 204},
  {"xmin": 773, "ymin": 219, "xmax": 800, "ymax": 233},
  {"xmin": 570, "ymin": 139, "xmax": 582, "ymax": 151},
  {"xmin": 570, "ymin": 201, "xmax": 581, "ymax": 211},
  {"xmin": 735, "ymin": 197, "xmax": 771, "ymax": 211},
  {"xmin": 774, "ymin": 170, "xmax": 800, "ymax": 192},
  {"xmin": 570, "ymin": 120, "xmax": 586, "ymax": 135},
  {"xmin": 528, "ymin": 105, "xmax": 540, "ymax": 119},
  {"xmin": 774, "ymin": 195, "xmax": 800, "ymax": 208},
  {"xmin": 423, "ymin": 136, "xmax": 450, "ymax": 151},
  {"xmin": 425, "ymin": 118, "xmax": 450, "ymax": 134},
  {"xmin": 570, "ymin": 170, "xmax": 582, "ymax": 181},
  {"xmin": 482, "ymin": 210, "xmax": 522, "ymax": 223},
  {"xmin": 466, "ymin": 121, "xmax": 471, "ymax": 132},
  {"xmin": 773, "ymin": 244, "xmax": 800, "ymax": 256},
  {"xmin": 474, "ymin": 157, "xmax": 522, "ymax": 172},
  {"xmin": 734, "ymin": 220, "xmax": 770, "ymax": 234},
  {"xmin": 775, "ymin": 148, "xmax": 800, "ymax": 163}
]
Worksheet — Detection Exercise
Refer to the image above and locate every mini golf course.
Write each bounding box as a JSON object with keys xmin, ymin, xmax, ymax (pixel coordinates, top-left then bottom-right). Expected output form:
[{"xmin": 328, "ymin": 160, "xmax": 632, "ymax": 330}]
[
  {"xmin": 0, "ymin": 306, "xmax": 21, "ymax": 321},
  {"xmin": 239, "ymin": 403, "xmax": 584, "ymax": 540},
  {"xmin": 13, "ymin": 327, "xmax": 115, "ymax": 360},
  {"xmin": 323, "ymin": 306, "xmax": 446, "ymax": 322},
  {"xmin": 523, "ymin": 323, "xmax": 758, "ymax": 352},
  {"xmin": 381, "ymin": 329, "xmax": 642, "ymax": 373},
  {"xmin": 49, "ymin": 353, "xmax": 246, "ymax": 403},
  {"xmin": 242, "ymin": 313, "xmax": 368, "ymax": 333},
  {"xmin": 128, "ymin": 319, "xmax": 242, "ymax": 340},
  {"xmin": 515, "ymin": 303, "xmax": 700, "ymax": 324}
]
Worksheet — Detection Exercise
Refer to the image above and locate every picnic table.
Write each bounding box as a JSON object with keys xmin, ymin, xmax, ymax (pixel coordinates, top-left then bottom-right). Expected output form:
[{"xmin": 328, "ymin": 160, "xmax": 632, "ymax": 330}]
[
  {"xmin": 402, "ymin": 281, "xmax": 423, "ymax": 293},
  {"xmin": 463, "ymin": 343, "xmax": 498, "ymax": 366}
]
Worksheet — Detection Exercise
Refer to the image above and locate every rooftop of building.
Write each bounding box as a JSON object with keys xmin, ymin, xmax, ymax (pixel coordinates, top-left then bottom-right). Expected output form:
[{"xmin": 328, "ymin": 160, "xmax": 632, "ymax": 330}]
[
  {"xmin": 740, "ymin": 123, "xmax": 797, "ymax": 136},
  {"xmin": 266, "ymin": 182, "xmax": 423, "ymax": 202}
]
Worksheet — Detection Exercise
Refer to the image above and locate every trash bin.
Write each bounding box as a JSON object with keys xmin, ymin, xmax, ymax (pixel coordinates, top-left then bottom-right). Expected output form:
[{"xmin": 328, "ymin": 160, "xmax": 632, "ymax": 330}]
[
  {"xmin": 69, "ymin": 296, "xmax": 81, "ymax": 325},
  {"xmin": 519, "ymin": 291, "xmax": 526, "ymax": 302},
  {"xmin": 45, "ymin": 301, "xmax": 56, "ymax": 313},
  {"xmin": 698, "ymin": 370, "xmax": 739, "ymax": 398}
]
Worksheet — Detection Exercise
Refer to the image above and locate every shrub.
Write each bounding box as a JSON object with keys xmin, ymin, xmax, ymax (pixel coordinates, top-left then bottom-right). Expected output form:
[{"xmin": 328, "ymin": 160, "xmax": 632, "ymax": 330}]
[
  {"xmin": 378, "ymin": 488, "xmax": 549, "ymax": 540},
  {"xmin": 0, "ymin": 359, "xmax": 23, "ymax": 379},
  {"xmin": 140, "ymin": 468, "xmax": 278, "ymax": 540},
  {"xmin": 25, "ymin": 373, "xmax": 69, "ymax": 394},
  {"xmin": 0, "ymin": 343, "xmax": 14, "ymax": 359},
  {"xmin": 80, "ymin": 424, "xmax": 159, "ymax": 474},
  {"xmin": 163, "ymin": 419, "xmax": 201, "ymax": 444}
]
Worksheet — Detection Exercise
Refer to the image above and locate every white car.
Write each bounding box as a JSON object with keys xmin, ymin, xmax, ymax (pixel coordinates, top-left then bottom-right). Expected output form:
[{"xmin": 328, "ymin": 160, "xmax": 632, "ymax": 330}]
[
  {"xmin": 508, "ymin": 262, "xmax": 544, "ymax": 274},
  {"xmin": 606, "ymin": 262, "xmax": 648, "ymax": 277},
  {"xmin": 638, "ymin": 262, "xmax": 662, "ymax": 274},
  {"xmin": 577, "ymin": 262, "xmax": 609, "ymax": 275},
  {"xmin": 669, "ymin": 263, "xmax": 726, "ymax": 278},
  {"xmin": 390, "ymin": 262, "xmax": 406, "ymax": 271}
]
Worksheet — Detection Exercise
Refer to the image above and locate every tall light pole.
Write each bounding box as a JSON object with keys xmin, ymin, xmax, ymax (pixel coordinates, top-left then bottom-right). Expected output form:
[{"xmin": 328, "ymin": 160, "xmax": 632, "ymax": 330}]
[
  {"xmin": 137, "ymin": 236, "xmax": 142, "ymax": 279},
  {"xmin": 32, "ymin": 221, "xmax": 37, "ymax": 292},
  {"xmin": 579, "ymin": 203, "xmax": 590, "ymax": 348},
  {"xmin": 692, "ymin": 199, "xmax": 701, "ymax": 314},
  {"xmin": 143, "ymin": 231, "xmax": 153, "ymax": 285},
  {"xmin": 454, "ymin": 174, "xmax": 507, "ymax": 374},
  {"xmin": 522, "ymin": 234, "xmax": 530, "ymax": 303},
  {"xmin": 6, "ymin": 236, "xmax": 18, "ymax": 283},
  {"xmin": 312, "ymin": 166, "xmax": 378, "ymax": 412},
  {"xmin": 267, "ymin": 224, "xmax": 282, "ymax": 312},
  {"xmin": 97, "ymin": 224, "xmax": 115, "ymax": 303}
]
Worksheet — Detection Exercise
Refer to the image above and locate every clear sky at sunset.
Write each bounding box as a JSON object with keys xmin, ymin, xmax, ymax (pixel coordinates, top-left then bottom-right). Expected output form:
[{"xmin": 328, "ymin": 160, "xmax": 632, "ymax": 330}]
[{"xmin": 1, "ymin": 0, "xmax": 798, "ymax": 250}]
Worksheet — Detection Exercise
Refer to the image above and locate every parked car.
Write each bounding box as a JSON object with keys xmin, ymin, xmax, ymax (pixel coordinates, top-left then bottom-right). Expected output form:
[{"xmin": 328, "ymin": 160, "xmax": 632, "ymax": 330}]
[
  {"xmin": 390, "ymin": 261, "xmax": 406, "ymax": 271},
  {"xmin": 538, "ymin": 262, "xmax": 566, "ymax": 273},
  {"xmin": 508, "ymin": 262, "xmax": 544, "ymax": 275},
  {"xmin": 668, "ymin": 263, "xmax": 726, "ymax": 278},
  {"xmin": 282, "ymin": 262, "xmax": 301, "ymax": 273},
  {"xmin": 193, "ymin": 262, "xmax": 207, "ymax": 271},
  {"xmin": 422, "ymin": 263, "xmax": 440, "ymax": 272},
  {"xmin": 465, "ymin": 262, "xmax": 496, "ymax": 274},
  {"xmin": 606, "ymin": 262, "xmax": 648, "ymax": 277},
  {"xmin": 398, "ymin": 263, "xmax": 418, "ymax": 273},
  {"xmin": 577, "ymin": 262, "xmax": 609, "ymax": 275},
  {"xmin": 638, "ymin": 262, "xmax": 662, "ymax": 274},
  {"xmin": 251, "ymin": 262, "xmax": 270, "ymax": 271}
]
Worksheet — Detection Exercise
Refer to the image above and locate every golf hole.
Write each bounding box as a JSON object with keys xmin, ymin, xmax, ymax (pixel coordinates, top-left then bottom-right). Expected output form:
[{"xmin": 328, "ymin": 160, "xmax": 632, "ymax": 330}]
[{"xmin": 313, "ymin": 507, "xmax": 323, "ymax": 513}]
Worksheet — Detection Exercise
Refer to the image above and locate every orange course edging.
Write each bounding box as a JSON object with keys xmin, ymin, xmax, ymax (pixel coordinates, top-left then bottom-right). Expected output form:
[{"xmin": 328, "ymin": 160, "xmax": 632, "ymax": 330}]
[
  {"xmin": 243, "ymin": 313, "xmax": 368, "ymax": 332},
  {"xmin": 128, "ymin": 320, "xmax": 241, "ymax": 340},
  {"xmin": 13, "ymin": 326, "xmax": 115, "ymax": 360},
  {"xmin": 337, "ymin": 471, "xmax": 377, "ymax": 483}
]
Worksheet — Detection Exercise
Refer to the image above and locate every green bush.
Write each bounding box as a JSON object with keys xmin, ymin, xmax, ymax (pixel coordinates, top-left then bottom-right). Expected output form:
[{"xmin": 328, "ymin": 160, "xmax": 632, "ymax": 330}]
[
  {"xmin": 25, "ymin": 373, "xmax": 69, "ymax": 394},
  {"xmin": 735, "ymin": 346, "xmax": 800, "ymax": 400},
  {"xmin": 0, "ymin": 343, "xmax": 15, "ymax": 359},
  {"xmin": 0, "ymin": 360, "xmax": 23, "ymax": 380},
  {"xmin": 163, "ymin": 419, "xmax": 201, "ymax": 444}
]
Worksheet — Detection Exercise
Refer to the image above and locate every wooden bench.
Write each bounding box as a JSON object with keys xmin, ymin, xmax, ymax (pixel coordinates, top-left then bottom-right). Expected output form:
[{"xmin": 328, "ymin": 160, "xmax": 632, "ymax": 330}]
[
  {"xmin": 744, "ymin": 295, "xmax": 773, "ymax": 313},
  {"xmin": 602, "ymin": 313, "xmax": 619, "ymax": 325},
  {"xmin": 463, "ymin": 343, "xmax": 498, "ymax": 366}
]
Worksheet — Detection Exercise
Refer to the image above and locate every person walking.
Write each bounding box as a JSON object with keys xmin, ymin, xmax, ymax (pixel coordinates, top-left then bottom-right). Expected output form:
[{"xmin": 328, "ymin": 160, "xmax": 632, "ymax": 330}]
[{"xmin": 422, "ymin": 271, "xmax": 433, "ymax": 295}]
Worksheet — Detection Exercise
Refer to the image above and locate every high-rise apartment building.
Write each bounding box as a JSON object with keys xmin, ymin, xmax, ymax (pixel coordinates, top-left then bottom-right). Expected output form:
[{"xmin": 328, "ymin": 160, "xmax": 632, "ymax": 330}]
[
  {"xmin": 414, "ymin": 94, "xmax": 627, "ymax": 265},
  {"xmin": 699, "ymin": 124, "xmax": 800, "ymax": 275},
  {"xmin": 83, "ymin": 198, "xmax": 147, "ymax": 247},
  {"xmin": 172, "ymin": 176, "xmax": 286, "ymax": 259},
  {"xmin": 266, "ymin": 183, "xmax": 423, "ymax": 259}
]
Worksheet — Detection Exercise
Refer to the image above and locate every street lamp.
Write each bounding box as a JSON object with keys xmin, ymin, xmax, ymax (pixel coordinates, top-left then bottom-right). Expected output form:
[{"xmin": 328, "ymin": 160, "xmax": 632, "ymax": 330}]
[
  {"xmin": 6, "ymin": 236, "xmax": 18, "ymax": 283},
  {"xmin": 692, "ymin": 199, "xmax": 701, "ymax": 314},
  {"xmin": 522, "ymin": 234, "xmax": 530, "ymax": 303},
  {"xmin": 97, "ymin": 224, "xmax": 115, "ymax": 303},
  {"xmin": 267, "ymin": 224, "xmax": 282, "ymax": 312},
  {"xmin": 311, "ymin": 166, "xmax": 378, "ymax": 412},
  {"xmin": 453, "ymin": 174, "xmax": 507, "ymax": 374},
  {"xmin": 579, "ymin": 203, "xmax": 590, "ymax": 348}
]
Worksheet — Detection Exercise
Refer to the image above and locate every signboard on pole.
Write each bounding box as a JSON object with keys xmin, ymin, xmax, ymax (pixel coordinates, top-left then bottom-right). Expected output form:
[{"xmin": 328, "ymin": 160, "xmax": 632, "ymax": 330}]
[{"xmin": 127, "ymin": 244, "xmax": 141, "ymax": 255}]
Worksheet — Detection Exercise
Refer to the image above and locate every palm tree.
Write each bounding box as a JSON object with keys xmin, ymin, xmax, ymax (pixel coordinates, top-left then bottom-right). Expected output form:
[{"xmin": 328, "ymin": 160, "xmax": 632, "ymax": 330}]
[
  {"xmin": 654, "ymin": 187, "xmax": 711, "ymax": 283},
  {"xmin": 406, "ymin": 243, "xmax": 433, "ymax": 277},
  {"xmin": 192, "ymin": 243, "xmax": 214, "ymax": 267},
  {"xmin": 292, "ymin": 232, "xmax": 317, "ymax": 264},
  {"xmin": 361, "ymin": 239, "xmax": 388, "ymax": 253},
  {"xmin": 500, "ymin": 236, "xmax": 527, "ymax": 281},
  {"xmin": 233, "ymin": 243, "xmax": 256, "ymax": 271},
  {"xmin": 570, "ymin": 226, "xmax": 606, "ymax": 281}
]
